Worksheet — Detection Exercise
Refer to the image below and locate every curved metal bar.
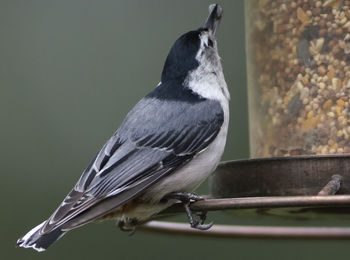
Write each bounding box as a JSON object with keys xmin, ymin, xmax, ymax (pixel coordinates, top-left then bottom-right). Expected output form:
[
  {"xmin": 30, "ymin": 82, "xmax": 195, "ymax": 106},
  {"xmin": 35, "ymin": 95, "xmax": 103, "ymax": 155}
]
[
  {"xmin": 161, "ymin": 195, "xmax": 350, "ymax": 215},
  {"xmin": 140, "ymin": 221, "xmax": 350, "ymax": 239},
  {"xmin": 191, "ymin": 195, "xmax": 350, "ymax": 210}
]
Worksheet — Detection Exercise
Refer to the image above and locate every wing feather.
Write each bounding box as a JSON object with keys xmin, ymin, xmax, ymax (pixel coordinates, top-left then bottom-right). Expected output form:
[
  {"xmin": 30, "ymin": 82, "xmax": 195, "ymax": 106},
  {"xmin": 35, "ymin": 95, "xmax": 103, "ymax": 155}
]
[{"xmin": 41, "ymin": 96, "xmax": 224, "ymax": 234}]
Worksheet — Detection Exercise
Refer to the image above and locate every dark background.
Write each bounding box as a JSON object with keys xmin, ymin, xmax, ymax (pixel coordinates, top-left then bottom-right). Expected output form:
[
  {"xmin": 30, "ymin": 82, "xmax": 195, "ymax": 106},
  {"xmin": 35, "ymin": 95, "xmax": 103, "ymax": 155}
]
[{"xmin": 1, "ymin": 1, "xmax": 348, "ymax": 259}]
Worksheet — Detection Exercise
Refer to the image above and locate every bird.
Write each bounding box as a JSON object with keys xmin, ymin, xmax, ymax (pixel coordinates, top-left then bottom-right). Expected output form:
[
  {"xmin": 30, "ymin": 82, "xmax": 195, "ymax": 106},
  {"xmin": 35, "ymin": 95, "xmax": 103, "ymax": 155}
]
[{"xmin": 17, "ymin": 3, "xmax": 229, "ymax": 252}]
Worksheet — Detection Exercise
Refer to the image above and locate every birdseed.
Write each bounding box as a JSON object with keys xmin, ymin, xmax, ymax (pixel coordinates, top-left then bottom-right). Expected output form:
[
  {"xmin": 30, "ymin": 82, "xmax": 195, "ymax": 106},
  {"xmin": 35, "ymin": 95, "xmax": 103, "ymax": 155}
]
[{"xmin": 246, "ymin": 0, "xmax": 350, "ymax": 157}]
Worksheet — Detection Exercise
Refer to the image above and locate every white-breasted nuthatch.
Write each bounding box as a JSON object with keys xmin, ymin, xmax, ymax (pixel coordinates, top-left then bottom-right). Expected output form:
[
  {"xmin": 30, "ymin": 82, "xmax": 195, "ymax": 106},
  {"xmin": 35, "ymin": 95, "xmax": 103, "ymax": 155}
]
[{"xmin": 17, "ymin": 4, "xmax": 229, "ymax": 252}]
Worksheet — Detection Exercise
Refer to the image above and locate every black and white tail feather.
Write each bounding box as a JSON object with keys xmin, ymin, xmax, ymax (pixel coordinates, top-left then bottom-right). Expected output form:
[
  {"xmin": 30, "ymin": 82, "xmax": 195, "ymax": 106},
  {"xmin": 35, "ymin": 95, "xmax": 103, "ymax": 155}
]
[
  {"xmin": 16, "ymin": 222, "xmax": 65, "ymax": 252},
  {"xmin": 17, "ymin": 4, "xmax": 228, "ymax": 252}
]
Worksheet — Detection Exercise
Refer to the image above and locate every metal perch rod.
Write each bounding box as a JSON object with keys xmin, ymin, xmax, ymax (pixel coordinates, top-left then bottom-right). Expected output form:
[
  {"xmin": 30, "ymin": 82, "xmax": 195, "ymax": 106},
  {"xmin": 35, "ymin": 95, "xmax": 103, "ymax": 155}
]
[{"xmin": 161, "ymin": 195, "xmax": 350, "ymax": 213}]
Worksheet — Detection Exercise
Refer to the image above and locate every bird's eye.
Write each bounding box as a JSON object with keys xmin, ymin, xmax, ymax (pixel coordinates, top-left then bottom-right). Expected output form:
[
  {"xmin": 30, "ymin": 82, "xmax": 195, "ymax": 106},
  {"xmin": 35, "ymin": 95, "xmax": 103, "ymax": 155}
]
[{"xmin": 208, "ymin": 39, "xmax": 214, "ymax": 47}]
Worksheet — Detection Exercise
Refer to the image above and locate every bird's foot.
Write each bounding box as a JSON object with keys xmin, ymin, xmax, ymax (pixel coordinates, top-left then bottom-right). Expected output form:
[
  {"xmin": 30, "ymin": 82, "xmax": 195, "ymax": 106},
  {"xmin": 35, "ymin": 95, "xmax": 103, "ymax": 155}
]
[
  {"xmin": 184, "ymin": 202, "xmax": 213, "ymax": 230},
  {"xmin": 117, "ymin": 219, "xmax": 137, "ymax": 236},
  {"xmin": 164, "ymin": 192, "xmax": 213, "ymax": 231},
  {"xmin": 164, "ymin": 191, "xmax": 205, "ymax": 202}
]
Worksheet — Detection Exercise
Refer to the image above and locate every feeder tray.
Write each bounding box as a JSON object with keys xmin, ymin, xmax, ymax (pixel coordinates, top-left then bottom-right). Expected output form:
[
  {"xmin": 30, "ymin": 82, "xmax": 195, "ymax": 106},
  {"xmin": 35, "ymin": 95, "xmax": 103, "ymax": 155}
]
[
  {"xmin": 140, "ymin": 155, "xmax": 350, "ymax": 239},
  {"xmin": 210, "ymin": 154, "xmax": 350, "ymax": 220}
]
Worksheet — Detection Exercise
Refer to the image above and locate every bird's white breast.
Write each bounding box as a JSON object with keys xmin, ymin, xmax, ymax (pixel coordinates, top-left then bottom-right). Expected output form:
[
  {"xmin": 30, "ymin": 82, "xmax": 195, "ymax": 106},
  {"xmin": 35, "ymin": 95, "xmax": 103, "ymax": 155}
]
[{"xmin": 147, "ymin": 73, "xmax": 229, "ymax": 201}]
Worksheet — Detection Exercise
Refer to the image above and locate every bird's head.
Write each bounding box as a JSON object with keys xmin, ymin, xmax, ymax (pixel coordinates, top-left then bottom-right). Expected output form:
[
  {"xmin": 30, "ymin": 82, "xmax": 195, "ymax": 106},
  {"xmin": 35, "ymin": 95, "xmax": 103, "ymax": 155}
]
[{"xmin": 161, "ymin": 4, "xmax": 223, "ymax": 84}]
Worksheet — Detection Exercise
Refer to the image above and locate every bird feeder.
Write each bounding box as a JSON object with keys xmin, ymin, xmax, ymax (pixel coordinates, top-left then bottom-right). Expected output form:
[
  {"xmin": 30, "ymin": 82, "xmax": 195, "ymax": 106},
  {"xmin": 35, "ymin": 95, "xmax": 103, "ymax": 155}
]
[
  {"xmin": 207, "ymin": 0, "xmax": 350, "ymax": 238},
  {"xmin": 246, "ymin": 0, "xmax": 350, "ymax": 157},
  {"xmin": 141, "ymin": 1, "xmax": 350, "ymax": 239}
]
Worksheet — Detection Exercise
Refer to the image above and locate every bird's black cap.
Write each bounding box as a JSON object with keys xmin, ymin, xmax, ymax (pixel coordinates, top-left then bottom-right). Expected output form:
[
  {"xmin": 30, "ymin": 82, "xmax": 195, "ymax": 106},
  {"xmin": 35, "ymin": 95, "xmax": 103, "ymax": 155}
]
[
  {"xmin": 161, "ymin": 4, "xmax": 223, "ymax": 83},
  {"xmin": 161, "ymin": 30, "xmax": 201, "ymax": 83}
]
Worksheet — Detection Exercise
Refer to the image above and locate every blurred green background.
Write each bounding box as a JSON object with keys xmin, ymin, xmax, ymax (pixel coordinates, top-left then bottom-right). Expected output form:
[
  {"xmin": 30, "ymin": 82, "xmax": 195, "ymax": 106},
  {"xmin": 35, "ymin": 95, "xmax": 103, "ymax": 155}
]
[{"xmin": 1, "ymin": 0, "xmax": 348, "ymax": 259}]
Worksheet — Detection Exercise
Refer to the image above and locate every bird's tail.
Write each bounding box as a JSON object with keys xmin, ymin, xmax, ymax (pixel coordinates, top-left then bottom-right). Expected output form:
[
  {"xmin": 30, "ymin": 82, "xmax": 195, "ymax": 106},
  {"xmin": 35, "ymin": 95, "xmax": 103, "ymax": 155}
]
[{"xmin": 16, "ymin": 221, "xmax": 66, "ymax": 252}]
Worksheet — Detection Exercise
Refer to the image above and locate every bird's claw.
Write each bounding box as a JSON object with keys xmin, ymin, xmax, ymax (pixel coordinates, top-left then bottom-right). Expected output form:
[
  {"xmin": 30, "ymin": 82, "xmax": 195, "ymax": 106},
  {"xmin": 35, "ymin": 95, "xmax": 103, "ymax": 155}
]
[
  {"xmin": 165, "ymin": 192, "xmax": 213, "ymax": 231},
  {"xmin": 183, "ymin": 202, "xmax": 213, "ymax": 231},
  {"xmin": 117, "ymin": 220, "xmax": 136, "ymax": 235},
  {"xmin": 191, "ymin": 220, "xmax": 214, "ymax": 230}
]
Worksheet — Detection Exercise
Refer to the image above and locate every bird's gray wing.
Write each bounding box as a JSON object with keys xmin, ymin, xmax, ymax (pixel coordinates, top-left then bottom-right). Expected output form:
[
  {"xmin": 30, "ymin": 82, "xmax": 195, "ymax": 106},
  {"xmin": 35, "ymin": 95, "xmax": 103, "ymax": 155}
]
[{"xmin": 41, "ymin": 96, "xmax": 224, "ymax": 234}]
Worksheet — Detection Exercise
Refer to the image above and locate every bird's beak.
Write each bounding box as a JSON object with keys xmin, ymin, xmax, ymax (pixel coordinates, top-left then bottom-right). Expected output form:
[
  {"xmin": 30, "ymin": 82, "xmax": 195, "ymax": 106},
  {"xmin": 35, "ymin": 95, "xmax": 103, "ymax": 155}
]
[{"xmin": 204, "ymin": 4, "xmax": 223, "ymax": 36}]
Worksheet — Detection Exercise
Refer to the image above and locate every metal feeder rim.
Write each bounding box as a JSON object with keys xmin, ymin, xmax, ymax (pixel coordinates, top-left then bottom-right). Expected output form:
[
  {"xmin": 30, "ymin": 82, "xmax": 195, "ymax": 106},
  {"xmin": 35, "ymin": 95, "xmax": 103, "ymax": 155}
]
[{"xmin": 219, "ymin": 154, "xmax": 350, "ymax": 165}]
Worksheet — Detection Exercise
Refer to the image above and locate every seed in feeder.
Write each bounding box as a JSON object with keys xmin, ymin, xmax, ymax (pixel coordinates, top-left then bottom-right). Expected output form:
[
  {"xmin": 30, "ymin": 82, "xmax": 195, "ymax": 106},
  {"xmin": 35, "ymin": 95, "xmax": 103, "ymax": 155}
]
[
  {"xmin": 332, "ymin": 78, "xmax": 341, "ymax": 90},
  {"xmin": 336, "ymin": 28, "xmax": 344, "ymax": 36},
  {"xmin": 307, "ymin": 110, "xmax": 314, "ymax": 118},
  {"xmin": 321, "ymin": 146, "xmax": 329, "ymax": 154},
  {"xmin": 320, "ymin": 114, "xmax": 326, "ymax": 122},
  {"xmin": 327, "ymin": 111, "xmax": 335, "ymax": 118},
  {"xmin": 338, "ymin": 115, "xmax": 345, "ymax": 123},
  {"xmin": 338, "ymin": 148, "xmax": 344, "ymax": 153},
  {"xmin": 322, "ymin": 99, "xmax": 333, "ymax": 111},
  {"xmin": 336, "ymin": 106, "xmax": 342, "ymax": 116},
  {"xmin": 337, "ymin": 130, "xmax": 343, "ymax": 137},
  {"xmin": 328, "ymin": 139, "xmax": 335, "ymax": 146},
  {"xmin": 337, "ymin": 99, "xmax": 345, "ymax": 106}
]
